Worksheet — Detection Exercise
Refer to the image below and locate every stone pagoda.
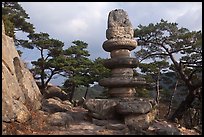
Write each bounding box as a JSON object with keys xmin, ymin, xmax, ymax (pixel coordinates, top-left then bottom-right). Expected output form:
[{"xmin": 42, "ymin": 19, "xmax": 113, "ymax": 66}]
[
  {"xmin": 84, "ymin": 9, "xmax": 157, "ymax": 134},
  {"xmin": 99, "ymin": 9, "xmax": 146, "ymax": 98}
]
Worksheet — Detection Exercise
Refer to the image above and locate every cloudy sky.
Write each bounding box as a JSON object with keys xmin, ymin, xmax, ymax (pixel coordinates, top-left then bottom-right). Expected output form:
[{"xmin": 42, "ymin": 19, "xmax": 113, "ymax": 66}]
[{"xmin": 17, "ymin": 2, "xmax": 202, "ymax": 85}]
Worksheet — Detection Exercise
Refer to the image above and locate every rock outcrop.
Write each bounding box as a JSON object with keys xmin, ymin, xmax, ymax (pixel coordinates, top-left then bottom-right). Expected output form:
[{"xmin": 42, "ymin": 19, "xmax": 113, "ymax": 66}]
[
  {"xmin": 2, "ymin": 20, "xmax": 42, "ymax": 124},
  {"xmin": 41, "ymin": 97, "xmax": 73, "ymax": 113},
  {"xmin": 43, "ymin": 83, "xmax": 68, "ymax": 101}
]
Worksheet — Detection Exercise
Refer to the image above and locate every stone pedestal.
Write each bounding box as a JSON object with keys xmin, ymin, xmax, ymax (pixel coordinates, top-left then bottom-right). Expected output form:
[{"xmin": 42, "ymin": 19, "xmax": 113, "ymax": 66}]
[{"xmin": 84, "ymin": 98, "xmax": 157, "ymax": 131}]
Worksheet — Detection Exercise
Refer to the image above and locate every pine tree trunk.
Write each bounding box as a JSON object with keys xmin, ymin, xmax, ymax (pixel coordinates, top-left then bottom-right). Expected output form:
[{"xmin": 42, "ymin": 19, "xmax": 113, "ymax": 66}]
[
  {"xmin": 155, "ymin": 71, "xmax": 160, "ymax": 105},
  {"xmin": 69, "ymin": 85, "xmax": 75, "ymax": 102},
  {"xmin": 84, "ymin": 86, "xmax": 89, "ymax": 99},
  {"xmin": 41, "ymin": 70, "xmax": 45, "ymax": 91},
  {"xmin": 40, "ymin": 49, "xmax": 46, "ymax": 93},
  {"xmin": 170, "ymin": 90, "xmax": 196, "ymax": 121},
  {"xmin": 40, "ymin": 70, "xmax": 46, "ymax": 95},
  {"xmin": 166, "ymin": 80, "xmax": 178, "ymax": 117}
]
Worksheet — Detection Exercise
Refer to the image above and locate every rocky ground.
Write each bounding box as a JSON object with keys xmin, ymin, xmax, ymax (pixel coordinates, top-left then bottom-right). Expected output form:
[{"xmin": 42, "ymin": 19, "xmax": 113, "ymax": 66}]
[{"xmin": 2, "ymin": 97, "xmax": 201, "ymax": 135}]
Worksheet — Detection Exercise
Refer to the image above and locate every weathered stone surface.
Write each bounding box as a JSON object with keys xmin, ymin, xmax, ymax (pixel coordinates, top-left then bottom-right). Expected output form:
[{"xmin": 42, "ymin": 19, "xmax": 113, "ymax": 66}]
[
  {"xmin": 111, "ymin": 68, "xmax": 133, "ymax": 77},
  {"xmin": 116, "ymin": 99, "xmax": 153, "ymax": 115},
  {"xmin": 103, "ymin": 38, "xmax": 137, "ymax": 52},
  {"xmin": 62, "ymin": 100, "xmax": 73, "ymax": 107},
  {"xmin": 100, "ymin": 9, "xmax": 142, "ymax": 98},
  {"xmin": 2, "ymin": 62, "xmax": 24, "ymax": 122},
  {"xmin": 44, "ymin": 84, "xmax": 68, "ymax": 101},
  {"xmin": 104, "ymin": 57, "xmax": 139, "ymax": 69},
  {"xmin": 69, "ymin": 110, "xmax": 88, "ymax": 123},
  {"xmin": 108, "ymin": 88, "xmax": 136, "ymax": 97},
  {"xmin": 84, "ymin": 99, "xmax": 118, "ymax": 120},
  {"xmin": 2, "ymin": 31, "xmax": 19, "ymax": 76},
  {"xmin": 13, "ymin": 100, "xmax": 31, "ymax": 123},
  {"xmin": 2, "ymin": 37, "xmax": 25, "ymax": 103},
  {"xmin": 125, "ymin": 109, "xmax": 157, "ymax": 130},
  {"xmin": 99, "ymin": 77, "xmax": 146, "ymax": 87},
  {"xmin": 2, "ymin": 21, "xmax": 42, "ymax": 124},
  {"xmin": 110, "ymin": 49, "xmax": 130, "ymax": 58},
  {"xmin": 106, "ymin": 27, "xmax": 134, "ymax": 39},
  {"xmin": 47, "ymin": 112, "xmax": 73, "ymax": 127},
  {"xmin": 108, "ymin": 9, "xmax": 132, "ymax": 28},
  {"xmin": 148, "ymin": 120, "xmax": 181, "ymax": 135},
  {"xmin": 41, "ymin": 98, "xmax": 72, "ymax": 113},
  {"xmin": 13, "ymin": 57, "xmax": 42, "ymax": 110}
]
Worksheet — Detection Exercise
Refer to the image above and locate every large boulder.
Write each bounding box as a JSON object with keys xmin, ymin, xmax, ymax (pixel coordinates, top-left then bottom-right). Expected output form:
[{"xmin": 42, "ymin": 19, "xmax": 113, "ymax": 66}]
[
  {"xmin": 116, "ymin": 98, "xmax": 153, "ymax": 115},
  {"xmin": 125, "ymin": 109, "xmax": 157, "ymax": 132},
  {"xmin": 84, "ymin": 99, "xmax": 118, "ymax": 120},
  {"xmin": 45, "ymin": 84, "xmax": 68, "ymax": 101},
  {"xmin": 147, "ymin": 120, "xmax": 181, "ymax": 135},
  {"xmin": 41, "ymin": 98, "xmax": 73, "ymax": 113},
  {"xmin": 2, "ymin": 20, "xmax": 42, "ymax": 124}
]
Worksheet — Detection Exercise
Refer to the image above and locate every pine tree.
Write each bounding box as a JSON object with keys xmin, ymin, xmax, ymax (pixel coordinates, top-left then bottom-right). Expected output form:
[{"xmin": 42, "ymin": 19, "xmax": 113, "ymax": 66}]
[
  {"xmin": 2, "ymin": 2, "xmax": 35, "ymax": 49},
  {"xmin": 27, "ymin": 32, "xmax": 65, "ymax": 94},
  {"xmin": 134, "ymin": 19, "xmax": 202, "ymax": 121},
  {"xmin": 62, "ymin": 40, "xmax": 92, "ymax": 101}
]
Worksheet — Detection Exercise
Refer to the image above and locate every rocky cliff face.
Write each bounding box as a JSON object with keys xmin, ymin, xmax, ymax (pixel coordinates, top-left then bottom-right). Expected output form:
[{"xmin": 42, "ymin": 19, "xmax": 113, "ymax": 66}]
[{"xmin": 2, "ymin": 21, "xmax": 42, "ymax": 124}]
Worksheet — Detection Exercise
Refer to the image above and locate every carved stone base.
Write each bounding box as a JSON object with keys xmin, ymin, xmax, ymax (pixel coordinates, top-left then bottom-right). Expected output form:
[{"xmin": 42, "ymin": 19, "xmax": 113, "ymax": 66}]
[{"xmin": 84, "ymin": 98, "xmax": 157, "ymax": 130}]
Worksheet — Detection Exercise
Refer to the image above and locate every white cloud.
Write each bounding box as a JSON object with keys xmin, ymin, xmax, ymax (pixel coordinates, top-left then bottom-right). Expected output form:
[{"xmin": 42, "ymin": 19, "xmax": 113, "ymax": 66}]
[
  {"xmin": 176, "ymin": 3, "xmax": 202, "ymax": 31},
  {"xmin": 69, "ymin": 18, "xmax": 88, "ymax": 37},
  {"xmin": 17, "ymin": 2, "xmax": 202, "ymax": 85},
  {"xmin": 19, "ymin": 2, "xmax": 202, "ymax": 60}
]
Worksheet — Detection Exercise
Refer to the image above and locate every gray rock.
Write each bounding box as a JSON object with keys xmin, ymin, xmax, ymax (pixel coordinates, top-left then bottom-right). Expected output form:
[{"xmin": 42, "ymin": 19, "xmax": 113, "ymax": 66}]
[
  {"xmin": 125, "ymin": 109, "xmax": 157, "ymax": 131},
  {"xmin": 84, "ymin": 99, "xmax": 118, "ymax": 120},
  {"xmin": 2, "ymin": 21, "xmax": 42, "ymax": 123},
  {"xmin": 116, "ymin": 99, "xmax": 152, "ymax": 115},
  {"xmin": 43, "ymin": 84, "xmax": 68, "ymax": 101},
  {"xmin": 13, "ymin": 57, "xmax": 42, "ymax": 110},
  {"xmin": 41, "ymin": 98, "xmax": 72, "ymax": 113},
  {"xmin": 13, "ymin": 100, "xmax": 31, "ymax": 123},
  {"xmin": 92, "ymin": 118, "xmax": 109, "ymax": 126},
  {"xmin": 156, "ymin": 128, "xmax": 181, "ymax": 135},
  {"xmin": 47, "ymin": 112, "xmax": 73, "ymax": 127},
  {"xmin": 193, "ymin": 125, "xmax": 202, "ymax": 134},
  {"xmin": 149, "ymin": 120, "xmax": 181, "ymax": 135}
]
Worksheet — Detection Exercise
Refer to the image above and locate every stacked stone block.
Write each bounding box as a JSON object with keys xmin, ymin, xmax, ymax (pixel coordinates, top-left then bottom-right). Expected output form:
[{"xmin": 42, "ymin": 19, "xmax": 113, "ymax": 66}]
[{"xmin": 99, "ymin": 9, "xmax": 145, "ymax": 98}]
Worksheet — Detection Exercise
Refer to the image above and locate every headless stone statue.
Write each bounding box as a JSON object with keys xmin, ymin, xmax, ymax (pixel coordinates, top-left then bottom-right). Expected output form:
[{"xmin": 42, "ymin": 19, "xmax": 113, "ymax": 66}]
[
  {"xmin": 108, "ymin": 9, "xmax": 132, "ymax": 28},
  {"xmin": 106, "ymin": 9, "xmax": 134, "ymax": 40}
]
